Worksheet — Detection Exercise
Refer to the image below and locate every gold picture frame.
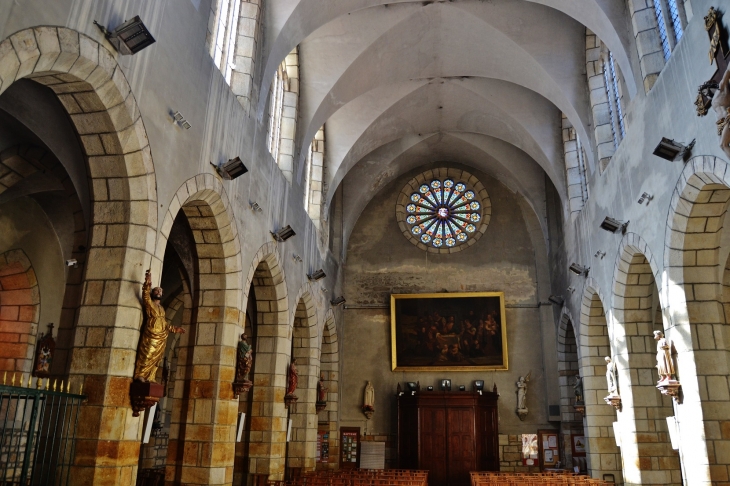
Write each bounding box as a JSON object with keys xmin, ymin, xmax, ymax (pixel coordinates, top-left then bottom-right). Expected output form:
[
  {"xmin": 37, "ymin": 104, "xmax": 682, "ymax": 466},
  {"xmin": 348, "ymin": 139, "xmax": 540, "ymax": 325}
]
[{"xmin": 390, "ymin": 292, "xmax": 508, "ymax": 371}]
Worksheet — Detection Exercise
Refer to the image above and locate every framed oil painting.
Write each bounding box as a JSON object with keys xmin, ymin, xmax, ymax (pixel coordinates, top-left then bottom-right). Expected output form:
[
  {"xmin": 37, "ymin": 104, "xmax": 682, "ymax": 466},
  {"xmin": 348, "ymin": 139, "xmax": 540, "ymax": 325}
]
[{"xmin": 390, "ymin": 292, "xmax": 508, "ymax": 371}]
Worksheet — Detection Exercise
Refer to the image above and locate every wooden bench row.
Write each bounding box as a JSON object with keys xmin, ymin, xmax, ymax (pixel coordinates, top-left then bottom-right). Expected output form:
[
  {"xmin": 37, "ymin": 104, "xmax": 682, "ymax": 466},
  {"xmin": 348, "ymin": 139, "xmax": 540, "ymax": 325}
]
[
  {"xmin": 285, "ymin": 469, "xmax": 429, "ymax": 486},
  {"xmin": 470, "ymin": 472, "xmax": 613, "ymax": 486}
]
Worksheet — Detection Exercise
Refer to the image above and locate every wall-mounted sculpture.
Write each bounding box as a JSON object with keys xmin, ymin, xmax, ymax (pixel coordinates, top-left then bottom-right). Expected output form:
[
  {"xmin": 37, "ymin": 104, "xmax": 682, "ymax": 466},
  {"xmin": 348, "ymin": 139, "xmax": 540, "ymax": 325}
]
[
  {"xmin": 603, "ymin": 356, "xmax": 622, "ymax": 410},
  {"xmin": 284, "ymin": 358, "xmax": 299, "ymax": 409},
  {"xmin": 362, "ymin": 381, "xmax": 375, "ymax": 420},
  {"xmin": 515, "ymin": 371, "xmax": 531, "ymax": 421},
  {"xmin": 654, "ymin": 331, "xmax": 681, "ymax": 399},
  {"xmin": 573, "ymin": 376, "xmax": 585, "ymax": 415},
  {"xmin": 130, "ymin": 270, "xmax": 185, "ymax": 417},
  {"xmin": 32, "ymin": 323, "xmax": 55, "ymax": 378},
  {"xmin": 316, "ymin": 373, "xmax": 328, "ymax": 413},
  {"xmin": 232, "ymin": 333, "xmax": 253, "ymax": 398}
]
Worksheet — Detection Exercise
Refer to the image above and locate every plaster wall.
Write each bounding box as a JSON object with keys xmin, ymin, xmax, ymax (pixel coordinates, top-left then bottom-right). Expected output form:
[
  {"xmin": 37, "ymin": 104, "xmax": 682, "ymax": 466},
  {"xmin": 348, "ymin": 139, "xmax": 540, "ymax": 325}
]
[{"xmin": 341, "ymin": 166, "xmax": 556, "ymax": 439}]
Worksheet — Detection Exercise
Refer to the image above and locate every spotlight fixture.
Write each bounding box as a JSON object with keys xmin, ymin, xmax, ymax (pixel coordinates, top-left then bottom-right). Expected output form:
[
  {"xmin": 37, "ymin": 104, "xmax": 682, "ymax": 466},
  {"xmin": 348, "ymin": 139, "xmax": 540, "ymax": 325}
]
[
  {"xmin": 653, "ymin": 138, "xmax": 695, "ymax": 162},
  {"xmin": 474, "ymin": 380, "xmax": 484, "ymax": 395},
  {"xmin": 406, "ymin": 382, "xmax": 418, "ymax": 395},
  {"xmin": 427, "ymin": 386, "xmax": 434, "ymax": 391},
  {"xmin": 250, "ymin": 201, "xmax": 262, "ymax": 212},
  {"xmin": 213, "ymin": 157, "xmax": 248, "ymax": 180},
  {"xmin": 458, "ymin": 385, "xmax": 466, "ymax": 392},
  {"xmin": 271, "ymin": 225, "xmax": 296, "ymax": 242},
  {"xmin": 600, "ymin": 217, "xmax": 629, "ymax": 234},
  {"xmin": 65, "ymin": 259, "xmax": 78, "ymax": 268},
  {"xmin": 569, "ymin": 263, "xmax": 590, "ymax": 277},
  {"xmin": 594, "ymin": 250, "xmax": 606, "ymax": 259},
  {"xmin": 172, "ymin": 111, "xmax": 192, "ymax": 129},
  {"xmin": 439, "ymin": 379, "xmax": 451, "ymax": 391},
  {"xmin": 637, "ymin": 192, "xmax": 654, "ymax": 205},
  {"xmin": 330, "ymin": 296, "xmax": 346, "ymax": 307},
  {"xmin": 292, "ymin": 254, "xmax": 302, "ymax": 263},
  {"xmin": 567, "ymin": 286, "xmax": 576, "ymax": 294},
  {"xmin": 548, "ymin": 295, "xmax": 564, "ymax": 306},
  {"xmin": 308, "ymin": 269, "xmax": 327, "ymax": 281},
  {"xmin": 93, "ymin": 16, "xmax": 156, "ymax": 55}
]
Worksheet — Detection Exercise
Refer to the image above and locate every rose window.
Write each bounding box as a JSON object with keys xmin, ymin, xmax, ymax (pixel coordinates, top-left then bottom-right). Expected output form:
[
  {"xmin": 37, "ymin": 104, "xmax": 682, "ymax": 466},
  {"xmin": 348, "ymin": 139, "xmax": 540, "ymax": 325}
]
[{"xmin": 405, "ymin": 178, "xmax": 482, "ymax": 249}]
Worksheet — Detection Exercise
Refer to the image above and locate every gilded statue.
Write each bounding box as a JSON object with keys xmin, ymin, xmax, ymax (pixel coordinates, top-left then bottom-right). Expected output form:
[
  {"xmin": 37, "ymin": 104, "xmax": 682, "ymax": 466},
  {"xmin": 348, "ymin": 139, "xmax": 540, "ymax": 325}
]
[{"xmin": 133, "ymin": 270, "xmax": 185, "ymax": 382}]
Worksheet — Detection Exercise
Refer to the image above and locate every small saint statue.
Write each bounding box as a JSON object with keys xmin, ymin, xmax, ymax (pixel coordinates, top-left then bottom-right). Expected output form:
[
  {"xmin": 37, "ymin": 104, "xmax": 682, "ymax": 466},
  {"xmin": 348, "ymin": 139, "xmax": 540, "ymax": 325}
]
[
  {"xmin": 232, "ymin": 333, "xmax": 253, "ymax": 397},
  {"xmin": 573, "ymin": 376, "xmax": 583, "ymax": 403},
  {"xmin": 362, "ymin": 381, "xmax": 375, "ymax": 419},
  {"xmin": 653, "ymin": 330, "xmax": 681, "ymax": 398},
  {"xmin": 515, "ymin": 372, "xmax": 530, "ymax": 420},
  {"xmin": 605, "ymin": 356, "xmax": 618, "ymax": 396},
  {"xmin": 317, "ymin": 373, "xmax": 328, "ymax": 403},
  {"xmin": 284, "ymin": 358, "xmax": 299, "ymax": 409},
  {"xmin": 134, "ymin": 270, "xmax": 185, "ymax": 383}
]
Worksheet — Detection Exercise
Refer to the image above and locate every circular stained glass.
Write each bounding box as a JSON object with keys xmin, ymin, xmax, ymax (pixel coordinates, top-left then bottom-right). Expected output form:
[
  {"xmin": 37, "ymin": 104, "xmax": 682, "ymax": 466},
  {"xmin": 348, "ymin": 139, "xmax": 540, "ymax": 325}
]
[{"xmin": 404, "ymin": 177, "xmax": 483, "ymax": 250}]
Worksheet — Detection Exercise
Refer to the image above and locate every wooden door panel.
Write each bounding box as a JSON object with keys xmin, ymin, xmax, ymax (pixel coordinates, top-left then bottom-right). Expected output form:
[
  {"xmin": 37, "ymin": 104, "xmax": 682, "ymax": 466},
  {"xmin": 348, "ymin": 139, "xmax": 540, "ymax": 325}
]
[
  {"xmin": 420, "ymin": 407, "xmax": 447, "ymax": 486},
  {"xmin": 447, "ymin": 408, "xmax": 476, "ymax": 486}
]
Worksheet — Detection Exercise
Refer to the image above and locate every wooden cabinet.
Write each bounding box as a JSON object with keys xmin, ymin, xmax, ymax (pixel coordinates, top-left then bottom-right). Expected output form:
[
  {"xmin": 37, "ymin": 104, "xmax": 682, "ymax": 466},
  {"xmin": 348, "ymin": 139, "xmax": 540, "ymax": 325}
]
[{"xmin": 397, "ymin": 391, "xmax": 499, "ymax": 486}]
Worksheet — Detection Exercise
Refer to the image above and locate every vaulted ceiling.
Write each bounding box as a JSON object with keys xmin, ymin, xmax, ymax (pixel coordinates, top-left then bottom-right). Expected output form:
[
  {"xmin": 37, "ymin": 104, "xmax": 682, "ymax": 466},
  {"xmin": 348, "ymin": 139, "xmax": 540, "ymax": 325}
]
[{"xmin": 257, "ymin": 0, "xmax": 639, "ymax": 239}]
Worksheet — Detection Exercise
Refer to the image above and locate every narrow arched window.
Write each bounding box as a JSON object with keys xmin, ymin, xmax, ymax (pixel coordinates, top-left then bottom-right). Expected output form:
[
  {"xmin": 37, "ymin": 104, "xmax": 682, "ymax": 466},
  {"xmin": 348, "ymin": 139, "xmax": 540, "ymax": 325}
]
[
  {"xmin": 266, "ymin": 48, "xmax": 300, "ymax": 182},
  {"xmin": 304, "ymin": 126, "xmax": 326, "ymax": 228},
  {"xmin": 267, "ymin": 62, "xmax": 286, "ymax": 162},
  {"xmin": 653, "ymin": 0, "xmax": 685, "ymax": 61},
  {"xmin": 603, "ymin": 52, "xmax": 625, "ymax": 149}
]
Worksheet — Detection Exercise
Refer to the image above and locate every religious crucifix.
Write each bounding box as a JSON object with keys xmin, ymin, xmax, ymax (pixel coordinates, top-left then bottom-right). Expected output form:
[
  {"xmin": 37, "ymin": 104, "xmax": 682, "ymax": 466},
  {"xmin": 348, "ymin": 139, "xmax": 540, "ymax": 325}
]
[{"xmin": 695, "ymin": 7, "xmax": 730, "ymax": 116}]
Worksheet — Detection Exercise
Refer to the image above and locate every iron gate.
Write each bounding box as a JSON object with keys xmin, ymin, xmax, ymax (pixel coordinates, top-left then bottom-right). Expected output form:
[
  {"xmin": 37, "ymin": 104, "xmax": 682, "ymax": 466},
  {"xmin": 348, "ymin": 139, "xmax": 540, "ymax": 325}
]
[{"xmin": 0, "ymin": 375, "xmax": 85, "ymax": 485}]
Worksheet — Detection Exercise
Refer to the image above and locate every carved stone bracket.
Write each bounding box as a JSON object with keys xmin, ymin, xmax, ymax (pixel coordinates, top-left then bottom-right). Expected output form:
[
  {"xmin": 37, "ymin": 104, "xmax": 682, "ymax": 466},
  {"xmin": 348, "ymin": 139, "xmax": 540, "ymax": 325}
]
[
  {"xmin": 285, "ymin": 393, "xmax": 298, "ymax": 410},
  {"xmin": 130, "ymin": 382, "xmax": 165, "ymax": 417},
  {"xmin": 657, "ymin": 379, "xmax": 681, "ymax": 400},
  {"xmin": 604, "ymin": 394, "xmax": 622, "ymax": 411},
  {"xmin": 516, "ymin": 408, "xmax": 528, "ymax": 421},
  {"xmin": 232, "ymin": 380, "xmax": 252, "ymax": 399},
  {"xmin": 316, "ymin": 400, "xmax": 327, "ymax": 413},
  {"xmin": 363, "ymin": 409, "xmax": 374, "ymax": 420},
  {"xmin": 573, "ymin": 401, "xmax": 585, "ymax": 416}
]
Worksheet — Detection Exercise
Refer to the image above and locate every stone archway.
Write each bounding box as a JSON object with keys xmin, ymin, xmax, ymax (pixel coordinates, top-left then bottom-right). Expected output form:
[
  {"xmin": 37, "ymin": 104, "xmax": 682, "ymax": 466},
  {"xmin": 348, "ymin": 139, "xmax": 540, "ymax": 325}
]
[
  {"xmin": 557, "ymin": 308, "xmax": 581, "ymax": 469},
  {"xmin": 243, "ymin": 243, "xmax": 290, "ymax": 481},
  {"xmin": 611, "ymin": 236, "xmax": 679, "ymax": 485},
  {"xmin": 0, "ymin": 26, "xmax": 158, "ymax": 485},
  {"xmin": 317, "ymin": 310, "xmax": 339, "ymax": 470},
  {"xmin": 578, "ymin": 281, "xmax": 622, "ymax": 483},
  {"xmin": 288, "ymin": 288, "xmax": 319, "ymax": 476},
  {"xmin": 156, "ymin": 175, "xmax": 243, "ymax": 486},
  {"xmin": 663, "ymin": 155, "xmax": 730, "ymax": 484}
]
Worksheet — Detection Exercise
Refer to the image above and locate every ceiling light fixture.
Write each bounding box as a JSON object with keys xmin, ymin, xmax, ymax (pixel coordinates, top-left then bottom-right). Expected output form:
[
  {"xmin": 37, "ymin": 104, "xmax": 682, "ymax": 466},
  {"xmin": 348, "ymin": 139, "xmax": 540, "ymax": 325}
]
[
  {"xmin": 637, "ymin": 192, "xmax": 654, "ymax": 205},
  {"xmin": 548, "ymin": 295, "xmax": 564, "ymax": 306},
  {"xmin": 172, "ymin": 111, "xmax": 192, "ymax": 130},
  {"xmin": 213, "ymin": 157, "xmax": 248, "ymax": 180},
  {"xmin": 330, "ymin": 296, "xmax": 346, "ymax": 307}
]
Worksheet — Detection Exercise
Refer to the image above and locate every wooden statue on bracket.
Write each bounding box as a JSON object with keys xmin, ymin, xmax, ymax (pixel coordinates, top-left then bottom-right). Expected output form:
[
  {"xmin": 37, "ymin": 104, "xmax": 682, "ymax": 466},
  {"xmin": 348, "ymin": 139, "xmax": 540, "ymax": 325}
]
[
  {"xmin": 654, "ymin": 331, "xmax": 681, "ymax": 399},
  {"xmin": 32, "ymin": 323, "xmax": 55, "ymax": 378},
  {"xmin": 130, "ymin": 269, "xmax": 186, "ymax": 417},
  {"xmin": 603, "ymin": 356, "xmax": 622, "ymax": 410},
  {"xmin": 284, "ymin": 358, "xmax": 299, "ymax": 409},
  {"xmin": 232, "ymin": 333, "xmax": 253, "ymax": 398},
  {"xmin": 695, "ymin": 7, "xmax": 729, "ymax": 117},
  {"xmin": 316, "ymin": 373, "xmax": 328, "ymax": 413}
]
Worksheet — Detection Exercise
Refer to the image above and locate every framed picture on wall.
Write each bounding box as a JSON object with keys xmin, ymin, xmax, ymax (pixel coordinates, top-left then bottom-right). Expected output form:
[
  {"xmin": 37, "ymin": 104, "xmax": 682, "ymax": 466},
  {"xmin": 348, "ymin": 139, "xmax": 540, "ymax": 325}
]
[
  {"xmin": 390, "ymin": 292, "xmax": 508, "ymax": 371},
  {"xmin": 572, "ymin": 434, "xmax": 586, "ymax": 457}
]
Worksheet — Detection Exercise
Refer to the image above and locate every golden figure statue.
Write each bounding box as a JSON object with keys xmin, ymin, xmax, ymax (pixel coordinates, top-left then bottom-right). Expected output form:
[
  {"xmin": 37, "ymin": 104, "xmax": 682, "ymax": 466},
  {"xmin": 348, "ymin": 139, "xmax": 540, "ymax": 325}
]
[{"xmin": 133, "ymin": 270, "xmax": 185, "ymax": 382}]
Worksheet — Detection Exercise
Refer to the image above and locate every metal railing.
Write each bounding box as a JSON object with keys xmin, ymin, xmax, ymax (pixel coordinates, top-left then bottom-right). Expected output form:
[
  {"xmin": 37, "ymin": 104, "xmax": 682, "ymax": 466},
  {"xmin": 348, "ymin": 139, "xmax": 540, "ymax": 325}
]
[{"xmin": 0, "ymin": 373, "xmax": 85, "ymax": 486}]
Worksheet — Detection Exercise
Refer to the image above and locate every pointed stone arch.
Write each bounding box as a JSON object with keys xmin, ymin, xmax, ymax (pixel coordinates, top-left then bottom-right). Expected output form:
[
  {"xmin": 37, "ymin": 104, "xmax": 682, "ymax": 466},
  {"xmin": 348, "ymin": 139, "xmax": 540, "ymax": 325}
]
[
  {"xmin": 663, "ymin": 155, "xmax": 730, "ymax": 484},
  {"xmin": 288, "ymin": 286, "xmax": 320, "ymax": 474},
  {"xmin": 578, "ymin": 281, "xmax": 622, "ymax": 483},
  {"xmin": 244, "ymin": 243, "xmax": 291, "ymax": 480},
  {"xmin": 0, "ymin": 26, "xmax": 159, "ymax": 483},
  {"xmin": 611, "ymin": 236, "xmax": 680, "ymax": 485},
  {"xmin": 557, "ymin": 307, "xmax": 581, "ymax": 468},
  {"xmin": 155, "ymin": 175, "xmax": 244, "ymax": 484},
  {"xmin": 317, "ymin": 309, "xmax": 339, "ymax": 470}
]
